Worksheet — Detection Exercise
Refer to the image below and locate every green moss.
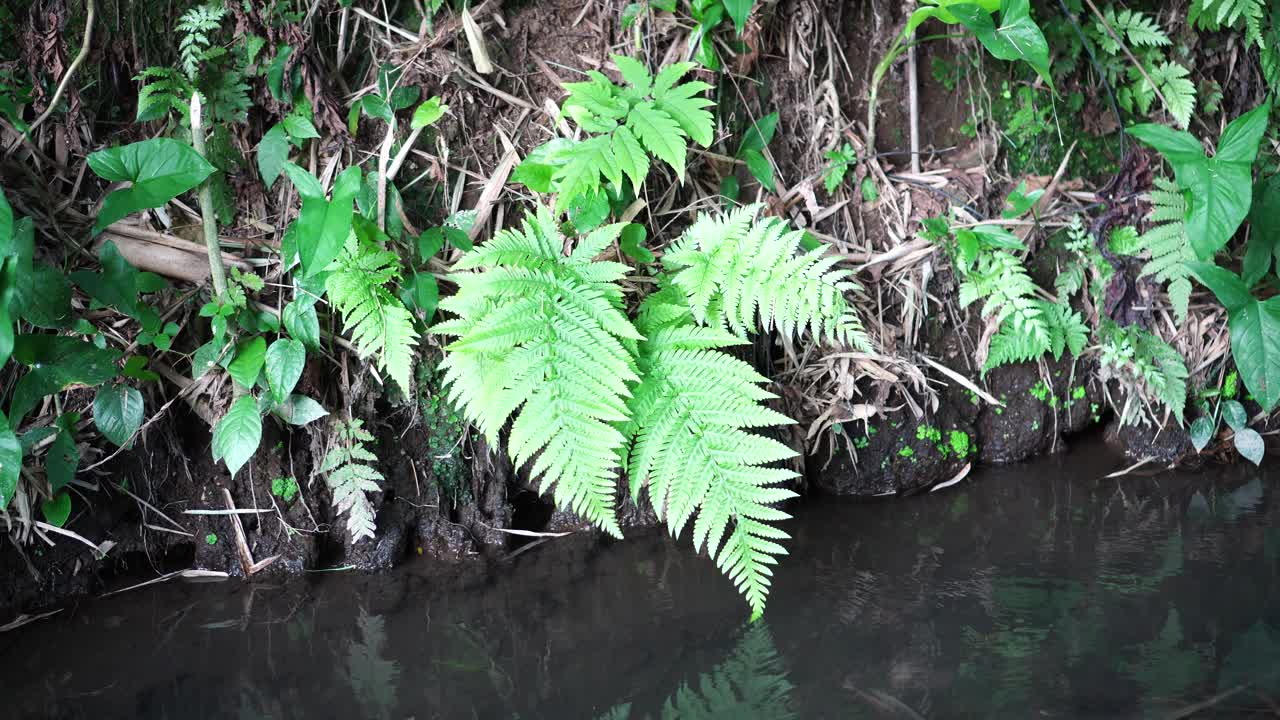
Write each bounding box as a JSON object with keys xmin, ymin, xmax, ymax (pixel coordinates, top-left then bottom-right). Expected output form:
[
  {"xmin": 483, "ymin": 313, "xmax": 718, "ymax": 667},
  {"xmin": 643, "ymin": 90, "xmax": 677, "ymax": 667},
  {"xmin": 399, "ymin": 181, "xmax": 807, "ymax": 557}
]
[
  {"xmin": 916, "ymin": 425, "xmax": 942, "ymax": 443},
  {"xmin": 1071, "ymin": 385, "xmax": 1086, "ymax": 400},
  {"xmin": 949, "ymin": 430, "xmax": 971, "ymax": 457},
  {"xmin": 1029, "ymin": 381, "xmax": 1050, "ymax": 402},
  {"xmin": 898, "ymin": 446, "xmax": 915, "ymax": 458},
  {"xmin": 205, "ymin": 533, "xmax": 218, "ymax": 545},
  {"xmin": 271, "ymin": 476, "xmax": 299, "ymax": 503}
]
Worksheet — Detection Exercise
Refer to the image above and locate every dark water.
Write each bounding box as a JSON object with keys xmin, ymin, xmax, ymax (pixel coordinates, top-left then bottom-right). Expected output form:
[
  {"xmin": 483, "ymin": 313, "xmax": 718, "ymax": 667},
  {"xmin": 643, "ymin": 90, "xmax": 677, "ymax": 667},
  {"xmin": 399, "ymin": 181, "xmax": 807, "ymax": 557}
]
[{"xmin": 5, "ymin": 439, "xmax": 1280, "ymax": 719}]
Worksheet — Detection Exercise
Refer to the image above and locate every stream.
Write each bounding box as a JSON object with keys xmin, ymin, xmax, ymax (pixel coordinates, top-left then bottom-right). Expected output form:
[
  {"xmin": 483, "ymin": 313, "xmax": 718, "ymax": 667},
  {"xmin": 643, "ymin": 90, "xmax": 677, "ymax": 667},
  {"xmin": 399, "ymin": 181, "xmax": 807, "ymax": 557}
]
[{"xmin": 4, "ymin": 438, "xmax": 1280, "ymax": 718}]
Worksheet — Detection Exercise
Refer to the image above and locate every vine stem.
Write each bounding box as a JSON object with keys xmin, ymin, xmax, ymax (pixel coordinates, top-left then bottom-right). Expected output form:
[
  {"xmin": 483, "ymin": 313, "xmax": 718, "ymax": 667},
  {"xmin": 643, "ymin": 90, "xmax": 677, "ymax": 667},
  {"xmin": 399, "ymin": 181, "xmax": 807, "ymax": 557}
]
[
  {"xmin": 189, "ymin": 93, "xmax": 228, "ymax": 297},
  {"xmin": 27, "ymin": 0, "xmax": 95, "ymax": 136}
]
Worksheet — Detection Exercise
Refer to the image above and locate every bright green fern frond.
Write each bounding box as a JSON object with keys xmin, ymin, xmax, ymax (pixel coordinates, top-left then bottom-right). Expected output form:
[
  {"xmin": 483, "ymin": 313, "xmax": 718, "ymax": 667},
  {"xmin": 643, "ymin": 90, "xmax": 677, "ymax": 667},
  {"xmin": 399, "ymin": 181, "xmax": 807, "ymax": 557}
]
[
  {"xmin": 662, "ymin": 204, "xmax": 871, "ymax": 349},
  {"xmin": 545, "ymin": 56, "xmax": 713, "ymax": 209},
  {"xmin": 959, "ymin": 250, "xmax": 1051, "ymax": 372},
  {"xmin": 1139, "ymin": 177, "xmax": 1195, "ymax": 323},
  {"xmin": 1044, "ymin": 301, "xmax": 1089, "ymax": 360},
  {"xmin": 318, "ymin": 419, "xmax": 383, "ymax": 543},
  {"xmin": 135, "ymin": 67, "xmax": 192, "ymax": 122},
  {"xmin": 436, "ymin": 207, "xmax": 641, "ymax": 537},
  {"xmin": 1098, "ymin": 8, "xmax": 1171, "ymax": 51},
  {"xmin": 176, "ymin": 3, "xmax": 227, "ymax": 80},
  {"xmin": 1191, "ymin": 0, "xmax": 1266, "ymax": 48},
  {"xmin": 1142, "ymin": 61, "xmax": 1197, "ymax": 129},
  {"xmin": 624, "ymin": 302, "xmax": 799, "ymax": 620},
  {"xmin": 326, "ymin": 234, "xmax": 419, "ymax": 391}
]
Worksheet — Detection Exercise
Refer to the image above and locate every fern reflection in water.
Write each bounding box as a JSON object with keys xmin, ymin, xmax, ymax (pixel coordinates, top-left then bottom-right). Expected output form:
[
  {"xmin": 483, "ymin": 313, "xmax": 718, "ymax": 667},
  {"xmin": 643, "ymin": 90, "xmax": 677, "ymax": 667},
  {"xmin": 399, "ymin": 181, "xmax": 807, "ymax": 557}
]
[
  {"xmin": 434, "ymin": 203, "xmax": 869, "ymax": 618},
  {"xmin": 598, "ymin": 624, "xmax": 796, "ymax": 720}
]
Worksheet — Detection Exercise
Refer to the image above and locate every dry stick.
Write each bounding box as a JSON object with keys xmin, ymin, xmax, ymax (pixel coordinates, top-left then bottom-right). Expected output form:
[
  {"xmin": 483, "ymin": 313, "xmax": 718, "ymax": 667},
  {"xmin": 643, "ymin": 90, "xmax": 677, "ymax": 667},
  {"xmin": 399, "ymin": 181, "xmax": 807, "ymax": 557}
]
[
  {"xmin": 27, "ymin": 0, "xmax": 95, "ymax": 136},
  {"xmin": 907, "ymin": 43, "xmax": 920, "ymax": 175},
  {"xmin": 376, "ymin": 128, "xmax": 394, "ymax": 231},
  {"xmin": 189, "ymin": 94, "xmax": 228, "ymax": 296}
]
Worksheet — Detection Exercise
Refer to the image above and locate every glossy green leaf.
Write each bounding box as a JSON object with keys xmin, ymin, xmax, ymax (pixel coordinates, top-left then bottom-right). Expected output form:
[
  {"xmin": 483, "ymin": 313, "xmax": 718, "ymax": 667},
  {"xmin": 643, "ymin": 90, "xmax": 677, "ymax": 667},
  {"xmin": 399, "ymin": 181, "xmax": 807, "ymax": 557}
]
[
  {"xmin": 948, "ymin": 0, "xmax": 1053, "ymax": 89},
  {"xmin": 283, "ymin": 163, "xmax": 362, "ymax": 277},
  {"xmin": 212, "ymin": 396, "xmax": 262, "ymax": 476},
  {"xmin": 1189, "ymin": 416, "xmax": 1215, "ymax": 452},
  {"xmin": 1129, "ymin": 104, "xmax": 1270, "ymax": 260},
  {"xmin": 739, "ymin": 112, "xmax": 778, "ymax": 154},
  {"xmin": 46, "ymin": 412, "xmax": 80, "ymax": 493},
  {"xmin": 1235, "ymin": 427, "xmax": 1265, "ymax": 465},
  {"xmin": 267, "ymin": 45, "xmax": 294, "ymax": 102},
  {"xmin": 93, "ymin": 384, "xmax": 144, "ymax": 448},
  {"xmin": 227, "ymin": 336, "xmax": 267, "ymax": 389},
  {"xmin": 401, "ymin": 271, "xmax": 439, "ymax": 322},
  {"xmin": 282, "ymin": 299, "xmax": 321, "ymax": 351},
  {"xmin": 620, "ymin": 223, "xmax": 654, "ymax": 264},
  {"xmin": 282, "ymin": 114, "xmax": 319, "ymax": 140},
  {"xmin": 1228, "ymin": 296, "xmax": 1280, "ymax": 414},
  {"xmin": 10, "ymin": 336, "xmax": 122, "ymax": 425},
  {"xmin": 1222, "ymin": 399, "xmax": 1248, "ymax": 431},
  {"xmin": 723, "ymin": 0, "xmax": 753, "ymax": 34},
  {"xmin": 257, "ymin": 123, "xmax": 290, "ymax": 187},
  {"xmin": 1245, "ymin": 174, "xmax": 1280, "ymax": 286},
  {"xmin": 1190, "ymin": 262, "xmax": 1251, "ymax": 312},
  {"xmin": 41, "ymin": 491, "xmax": 71, "ymax": 528},
  {"xmin": 17, "ymin": 263, "xmax": 73, "ymax": 329},
  {"xmin": 741, "ymin": 149, "xmax": 776, "ymax": 192},
  {"xmin": 270, "ymin": 394, "xmax": 328, "ymax": 427},
  {"xmin": 0, "ymin": 410, "xmax": 20, "ymax": 510},
  {"xmin": 265, "ymin": 338, "xmax": 305, "ymax": 406},
  {"xmin": 411, "ymin": 96, "xmax": 448, "ymax": 129},
  {"xmin": 87, "ymin": 138, "xmax": 216, "ymax": 231},
  {"xmin": 0, "ymin": 188, "xmax": 13, "ymax": 256}
]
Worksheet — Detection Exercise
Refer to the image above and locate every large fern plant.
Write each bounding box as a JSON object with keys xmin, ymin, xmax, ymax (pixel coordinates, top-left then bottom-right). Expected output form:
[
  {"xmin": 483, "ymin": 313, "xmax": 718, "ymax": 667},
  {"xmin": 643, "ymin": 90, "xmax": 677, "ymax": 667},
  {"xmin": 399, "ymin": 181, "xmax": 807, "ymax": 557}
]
[
  {"xmin": 326, "ymin": 231, "xmax": 419, "ymax": 392},
  {"xmin": 435, "ymin": 204, "xmax": 868, "ymax": 618}
]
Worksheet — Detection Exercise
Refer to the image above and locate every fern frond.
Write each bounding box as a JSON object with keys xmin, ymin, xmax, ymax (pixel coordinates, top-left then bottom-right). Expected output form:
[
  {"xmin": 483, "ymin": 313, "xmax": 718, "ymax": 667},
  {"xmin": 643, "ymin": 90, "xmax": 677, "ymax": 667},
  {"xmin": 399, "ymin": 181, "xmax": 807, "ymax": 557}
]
[
  {"xmin": 326, "ymin": 233, "xmax": 419, "ymax": 391},
  {"xmin": 1099, "ymin": 8, "xmax": 1171, "ymax": 50},
  {"xmin": 1143, "ymin": 61, "xmax": 1197, "ymax": 129},
  {"xmin": 135, "ymin": 67, "xmax": 192, "ymax": 122},
  {"xmin": 436, "ymin": 207, "xmax": 640, "ymax": 537},
  {"xmin": 959, "ymin": 250, "xmax": 1052, "ymax": 372},
  {"xmin": 1100, "ymin": 324, "xmax": 1188, "ymax": 424},
  {"xmin": 625, "ymin": 299, "xmax": 798, "ymax": 620},
  {"xmin": 662, "ymin": 204, "xmax": 871, "ymax": 349},
  {"xmin": 176, "ymin": 4, "xmax": 227, "ymax": 80},
  {"xmin": 319, "ymin": 419, "xmax": 382, "ymax": 543},
  {"xmin": 1138, "ymin": 177, "xmax": 1195, "ymax": 324},
  {"xmin": 1191, "ymin": 0, "xmax": 1266, "ymax": 48},
  {"xmin": 1044, "ymin": 301, "xmax": 1089, "ymax": 360},
  {"xmin": 549, "ymin": 56, "xmax": 713, "ymax": 209}
]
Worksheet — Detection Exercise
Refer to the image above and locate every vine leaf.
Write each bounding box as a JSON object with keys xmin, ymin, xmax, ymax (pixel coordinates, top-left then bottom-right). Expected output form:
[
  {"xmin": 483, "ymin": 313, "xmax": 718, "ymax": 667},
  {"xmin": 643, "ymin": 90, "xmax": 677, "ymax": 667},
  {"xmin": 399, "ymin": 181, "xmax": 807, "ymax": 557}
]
[
  {"xmin": 1190, "ymin": 262, "xmax": 1280, "ymax": 412},
  {"xmin": 93, "ymin": 384, "xmax": 145, "ymax": 448},
  {"xmin": 1129, "ymin": 103, "xmax": 1270, "ymax": 259},
  {"xmin": 88, "ymin": 138, "xmax": 215, "ymax": 231},
  {"xmin": 212, "ymin": 396, "xmax": 263, "ymax": 476}
]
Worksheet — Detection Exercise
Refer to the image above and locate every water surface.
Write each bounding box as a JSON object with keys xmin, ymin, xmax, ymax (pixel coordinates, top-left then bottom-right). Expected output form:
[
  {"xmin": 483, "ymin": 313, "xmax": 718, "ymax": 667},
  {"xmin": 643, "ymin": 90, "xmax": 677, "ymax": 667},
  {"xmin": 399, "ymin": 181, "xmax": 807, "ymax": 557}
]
[{"xmin": 5, "ymin": 439, "xmax": 1280, "ymax": 718}]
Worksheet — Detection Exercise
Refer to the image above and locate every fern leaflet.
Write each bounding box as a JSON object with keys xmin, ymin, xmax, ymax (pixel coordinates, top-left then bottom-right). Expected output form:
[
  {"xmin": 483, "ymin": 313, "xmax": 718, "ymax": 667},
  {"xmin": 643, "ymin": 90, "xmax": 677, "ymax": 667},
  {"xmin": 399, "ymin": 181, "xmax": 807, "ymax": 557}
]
[
  {"xmin": 662, "ymin": 204, "xmax": 870, "ymax": 349},
  {"xmin": 541, "ymin": 56, "xmax": 713, "ymax": 210},
  {"xmin": 176, "ymin": 4, "xmax": 227, "ymax": 81},
  {"xmin": 435, "ymin": 207, "xmax": 640, "ymax": 537},
  {"xmin": 626, "ymin": 294, "xmax": 798, "ymax": 620},
  {"xmin": 1191, "ymin": 0, "xmax": 1266, "ymax": 48},
  {"xmin": 959, "ymin": 250, "xmax": 1051, "ymax": 372},
  {"xmin": 325, "ymin": 233, "xmax": 419, "ymax": 392},
  {"xmin": 1138, "ymin": 177, "xmax": 1195, "ymax": 324},
  {"xmin": 318, "ymin": 419, "xmax": 383, "ymax": 543}
]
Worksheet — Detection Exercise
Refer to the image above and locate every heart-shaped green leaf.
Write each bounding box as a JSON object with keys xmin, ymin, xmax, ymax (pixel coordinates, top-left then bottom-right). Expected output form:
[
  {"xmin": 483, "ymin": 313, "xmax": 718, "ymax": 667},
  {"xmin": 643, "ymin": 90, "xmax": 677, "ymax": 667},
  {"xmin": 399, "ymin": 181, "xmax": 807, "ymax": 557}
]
[
  {"xmin": 227, "ymin": 336, "xmax": 267, "ymax": 390},
  {"xmin": 265, "ymin": 338, "xmax": 306, "ymax": 406},
  {"xmin": 0, "ymin": 410, "xmax": 20, "ymax": 510},
  {"xmin": 88, "ymin": 138, "xmax": 216, "ymax": 231},
  {"xmin": 283, "ymin": 164, "xmax": 363, "ymax": 277},
  {"xmin": 212, "ymin": 396, "xmax": 262, "ymax": 476},
  {"xmin": 93, "ymin": 384, "xmax": 145, "ymax": 448},
  {"xmin": 1129, "ymin": 104, "xmax": 1270, "ymax": 260}
]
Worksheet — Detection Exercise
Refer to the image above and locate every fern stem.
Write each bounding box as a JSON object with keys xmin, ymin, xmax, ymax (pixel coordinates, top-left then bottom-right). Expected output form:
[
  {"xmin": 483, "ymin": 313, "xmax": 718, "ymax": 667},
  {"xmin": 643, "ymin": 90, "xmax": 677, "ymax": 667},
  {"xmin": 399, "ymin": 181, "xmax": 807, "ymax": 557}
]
[{"xmin": 189, "ymin": 92, "xmax": 228, "ymax": 297}]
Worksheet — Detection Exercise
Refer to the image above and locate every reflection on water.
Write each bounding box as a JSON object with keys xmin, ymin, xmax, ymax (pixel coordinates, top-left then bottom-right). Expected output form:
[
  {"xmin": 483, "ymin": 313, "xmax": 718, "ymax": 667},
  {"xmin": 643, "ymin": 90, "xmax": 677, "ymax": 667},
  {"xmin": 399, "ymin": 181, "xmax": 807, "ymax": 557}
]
[{"xmin": 4, "ymin": 438, "xmax": 1280, "ymax": 718}]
